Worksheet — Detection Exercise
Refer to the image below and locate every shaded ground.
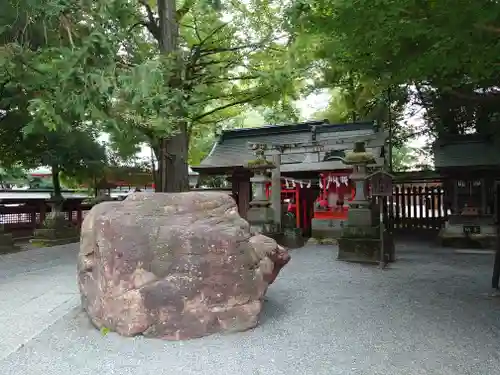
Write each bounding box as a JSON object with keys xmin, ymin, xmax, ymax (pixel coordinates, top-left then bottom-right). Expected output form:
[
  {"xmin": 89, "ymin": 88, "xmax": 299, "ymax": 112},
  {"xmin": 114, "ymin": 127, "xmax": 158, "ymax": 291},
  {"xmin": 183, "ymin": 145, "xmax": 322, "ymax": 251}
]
[{"xmin": 1, "ymin": 242, "xmax": 500, "ymax": 374}]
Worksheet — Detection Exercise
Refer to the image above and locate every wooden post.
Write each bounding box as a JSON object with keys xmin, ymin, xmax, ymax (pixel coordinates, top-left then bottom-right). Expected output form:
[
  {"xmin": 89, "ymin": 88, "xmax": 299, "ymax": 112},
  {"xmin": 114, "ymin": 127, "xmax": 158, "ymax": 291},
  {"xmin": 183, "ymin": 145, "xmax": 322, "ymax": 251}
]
[
  {"xmin": 238, "ymin": 175, "xmax": 251, "ymax": 219},
  {"xmin": 367, "ymin": 169, "xmax": 394, "ymax": 268},
  {"xmin": 387, "ymin": 86, "xmax": 393, "ymax": 172},
  {"xmin": 295, "ymin": 186, "xmax": 301, "ymax": 229},
  {"xmin": 492, "ymin": 234, "xmax": 500, "ymax": 289},
  {"xmin": 271, "ymin": 154, "xmax": 281, "ymax": 228},
  {"xmin": 452, "ymin": 179, "xmax": 459, "ymax": 214},
  {"xmin": 379, "ymin": 197, "xmax": 384, "ymax": 268},
  {"xmin": 481, "ymin": 178, "xmax": 486, "ymax": 215},
  {"xmin": 493, "ymin": 182, "xmax": 500, "ymax": 290}
]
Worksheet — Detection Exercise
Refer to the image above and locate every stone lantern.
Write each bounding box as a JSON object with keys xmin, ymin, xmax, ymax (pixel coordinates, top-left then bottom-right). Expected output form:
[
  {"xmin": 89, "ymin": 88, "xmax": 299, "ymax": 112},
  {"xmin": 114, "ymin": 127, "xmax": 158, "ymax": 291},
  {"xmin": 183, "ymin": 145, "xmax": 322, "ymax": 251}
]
[
  {"xmin": 245, "ymin": 143, "xmax": 276, "ymax": 234},
  {"xmin": 0, "ymin": 223, "xmax": 19, "ymax": 254},
  {"xmin": 31, "ymin": 194, "xmax": 80, "ymax": 247},
  {"xmin": 342, "ymin": 141, "xmax": 375, "ymax": 226},
  {"xmin": 188, "ymin": 167, "xmax": 200, "ymax": 189},
  {"xmin": 337, "ymin": 141, "xmax": 394, "ymax": 263}
]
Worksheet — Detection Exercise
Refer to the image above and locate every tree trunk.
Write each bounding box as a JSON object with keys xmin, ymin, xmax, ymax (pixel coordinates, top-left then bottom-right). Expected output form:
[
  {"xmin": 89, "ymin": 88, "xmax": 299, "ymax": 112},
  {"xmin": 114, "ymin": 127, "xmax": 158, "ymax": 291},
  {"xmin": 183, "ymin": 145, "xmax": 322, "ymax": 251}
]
[
  {"xmin": 51, "ymin": 164, "xmax": 62, "ymax": 200},
  {"xmin": 50, "ymin": 164, "xmax": 64, "ymax": 214},
  {"xmin": 153, "ymin": 131, "xmax": 189, "ymax": 192},
  {"xmin": 155, "ymin": 0, "xmax": 190, "ymax": 192},
  {"xmin": 157, "ymin": 0, "xmax": 177, "ymax": 53},
  {"xmin": 164, "ymin": 123, "xmax": 189, "ymax": 192},
  {"xmin": 150, "ymin": 145, "xmax": 158, "ymax": 190},
  {"xmin": 387, "ymin": 86, "xmax": 393, "ymax": 172}
]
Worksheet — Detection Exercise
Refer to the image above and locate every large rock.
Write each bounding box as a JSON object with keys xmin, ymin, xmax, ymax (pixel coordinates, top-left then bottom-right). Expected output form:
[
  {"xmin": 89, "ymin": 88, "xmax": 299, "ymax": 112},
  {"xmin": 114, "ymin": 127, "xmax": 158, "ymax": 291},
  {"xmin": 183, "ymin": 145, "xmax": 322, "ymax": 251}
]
[{"xmin": 78, "ymin": 191, "xmax": 290, "ymax": 340}]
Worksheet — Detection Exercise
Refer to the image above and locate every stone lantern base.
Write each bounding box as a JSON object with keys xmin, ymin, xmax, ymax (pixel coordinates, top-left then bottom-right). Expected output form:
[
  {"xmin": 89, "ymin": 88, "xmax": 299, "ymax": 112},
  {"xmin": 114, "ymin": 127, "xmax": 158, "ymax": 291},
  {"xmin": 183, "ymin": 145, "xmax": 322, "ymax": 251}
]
[
  {"xmin": 30, "ymin": 212, "xmax": 80, "ymax": 247},
  {"xmin": 247, "ymin": 204, "xmax": 276, "ymax": 234},
  {"xmin": 0, "ymin": 225, "xmax": 20, "ymax": 254},
  {"xmin": 337, "ymin": 226, "xmax": 395, "ymax": 264}
]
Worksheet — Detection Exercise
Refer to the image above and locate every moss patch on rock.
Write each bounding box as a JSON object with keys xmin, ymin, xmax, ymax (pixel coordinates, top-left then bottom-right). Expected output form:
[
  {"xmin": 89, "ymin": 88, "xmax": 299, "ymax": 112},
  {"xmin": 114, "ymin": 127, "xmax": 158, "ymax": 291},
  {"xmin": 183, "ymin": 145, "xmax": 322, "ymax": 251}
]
[
  {"xmin": 246, "ymin": 159, "xmax": 275, "ymax": 169},
  {"xmin": 344, "ymin": 151, "xmax": 375, "ymax": 164}
]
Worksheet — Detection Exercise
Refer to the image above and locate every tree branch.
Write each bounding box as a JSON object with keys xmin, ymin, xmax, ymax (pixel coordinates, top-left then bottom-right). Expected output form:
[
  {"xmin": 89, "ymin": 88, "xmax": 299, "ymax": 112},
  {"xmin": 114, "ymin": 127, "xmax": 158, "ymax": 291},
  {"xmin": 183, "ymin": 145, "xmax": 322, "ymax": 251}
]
[
  {"xmin": 188, "ymin": 117, "xmax": 228, "ymax": 140},
  {"xmin": 200, "ymin": 75, "xmax": 261, "ymax": 85},
  {"xmin": 414, "ymin": 84, "xmax": 433, "ymax": 111},
  {"xmin": 176, "ymin": 0, "xmax": 196, "ymax": 21},
  {"xmin": 139, "ymin": 0, "xmax": 156, "ymax": 23},
  {"xmin": 191, "ymin": 14, "xmax": 203, "ymax": 42},
  {"xmin": 191, "ymin": 93, "xmax": 269, "ymax": 122},
  {"xmin": 191, "ymin": 58, "xmax": 235, "ymax": 69},
  {"xmin": 443, "ymin": 87, "xmax": 500, "ymax": 103},
  {"xmin": 198, "ymin": 23, "xmax": 228, "ymax": 47},
  {"xmin": 0, "ymin": 77, "xmax": 11, "ymax": 99},
  {"xmin": 14, "ymin": 55, "xmax": 45, "ymax": 75},
  {"xmin": 475, "ymin": 23, "xmax": 500, "ymax": 34},
  {"xmin": 199, "ymin": 43, "xmax": 267, "ymax": 57},
  {"xmin": 128, "ymin": 21, "xmax": 150, "ymax": 33},
  {"xmin": 138, "ymin": 0, "xmax": 160, "ymax": 40}
]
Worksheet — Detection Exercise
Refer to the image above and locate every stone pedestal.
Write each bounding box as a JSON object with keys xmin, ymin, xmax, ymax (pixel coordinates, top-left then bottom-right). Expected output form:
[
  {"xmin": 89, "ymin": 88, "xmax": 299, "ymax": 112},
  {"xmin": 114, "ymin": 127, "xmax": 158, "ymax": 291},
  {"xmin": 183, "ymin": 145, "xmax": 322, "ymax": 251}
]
[
  {"xmin": 247, "ymin": 205, "xmax": 275, "ymax": 233},
  {"xmin": 438, "ymin": 215, "xmax": 496, "ymax": 249},
  {"xmin": 347, "ymin": 207, "xmax": 374, "ymax": 226},
  {"xmin": 281, "ymin": 228, "xmax": 305, "ymax": 249},
  {"xmin": 0, "ymin": 225, "xmax": 19, "ymax": 254},
  {"xmin": 336, "ymin": 142, "xmax": 395, "ymax": 264},
  {"xmin": 311, "ymin": 217, "xmax": 345, "ymax": 241},
  {"xmin": 338, "ymin": 204, "xmax": 395, "ymax": 264},
  {"xmin": 30, "ymin": 203, "xmax": 79, "ymax": 247},
  {"xmin": 337, "ymin": 226, "xmax": 395, "ymax": 263}
]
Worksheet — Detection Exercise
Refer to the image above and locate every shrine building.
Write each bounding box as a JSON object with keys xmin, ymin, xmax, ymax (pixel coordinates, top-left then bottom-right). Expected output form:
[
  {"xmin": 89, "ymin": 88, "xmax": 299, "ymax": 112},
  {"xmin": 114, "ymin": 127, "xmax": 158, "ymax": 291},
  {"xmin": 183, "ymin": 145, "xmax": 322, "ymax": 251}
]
[
  {"xmin": 193, "ymin": 120, "xmax": 389, "ymax": 237},
  {"xmin": 434, "ymin": 133, "xmax": 500, "ymax": 247}
]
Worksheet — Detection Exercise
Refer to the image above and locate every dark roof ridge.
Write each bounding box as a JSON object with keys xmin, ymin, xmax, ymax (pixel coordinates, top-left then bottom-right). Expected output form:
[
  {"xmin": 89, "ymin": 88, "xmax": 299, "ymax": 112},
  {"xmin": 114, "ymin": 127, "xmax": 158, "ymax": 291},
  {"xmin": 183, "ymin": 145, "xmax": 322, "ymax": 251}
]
[
  {"xmin": 434, "ymin": 133, "xmax": 493, "ymax": 146},
  {"xmin": 219, "ymin": 120, "xmax": 376, "ymax": 141}
]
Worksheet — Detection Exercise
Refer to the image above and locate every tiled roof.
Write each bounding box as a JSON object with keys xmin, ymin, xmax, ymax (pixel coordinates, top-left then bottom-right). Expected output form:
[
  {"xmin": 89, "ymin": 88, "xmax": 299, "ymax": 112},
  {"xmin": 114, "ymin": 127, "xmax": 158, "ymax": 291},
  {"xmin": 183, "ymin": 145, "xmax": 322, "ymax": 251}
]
[
  {"xmin": 433, "ymin": 136, "xmax": 500, "ymax": 168},
  {"xmin": 198, "ymin": 121, "xmax": 377, "ymax": 169}
]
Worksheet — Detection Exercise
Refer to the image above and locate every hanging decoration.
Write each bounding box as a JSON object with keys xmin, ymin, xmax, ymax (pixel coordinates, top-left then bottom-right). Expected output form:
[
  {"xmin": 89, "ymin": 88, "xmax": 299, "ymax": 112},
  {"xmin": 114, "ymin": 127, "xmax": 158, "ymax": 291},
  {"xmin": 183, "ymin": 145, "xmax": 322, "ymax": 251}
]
[
  {"xmin": 263, "ymin": 172, "xmax": 356, "ymax": 230},
  {"xmin": 313, "ymin": 172, "xmax": 356, "ymax": 219},
  {"xmin": 265, "ymin": 174, "xmax": 353, "ymax": 190}
]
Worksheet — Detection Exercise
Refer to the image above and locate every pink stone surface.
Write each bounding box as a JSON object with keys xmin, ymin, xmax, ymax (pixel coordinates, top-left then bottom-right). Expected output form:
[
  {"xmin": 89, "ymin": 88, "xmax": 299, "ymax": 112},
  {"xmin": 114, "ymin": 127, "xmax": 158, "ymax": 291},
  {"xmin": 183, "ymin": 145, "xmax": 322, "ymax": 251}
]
[{"xmin": 78, "ymin": 191, "xmax": 290, "ymax": 340}]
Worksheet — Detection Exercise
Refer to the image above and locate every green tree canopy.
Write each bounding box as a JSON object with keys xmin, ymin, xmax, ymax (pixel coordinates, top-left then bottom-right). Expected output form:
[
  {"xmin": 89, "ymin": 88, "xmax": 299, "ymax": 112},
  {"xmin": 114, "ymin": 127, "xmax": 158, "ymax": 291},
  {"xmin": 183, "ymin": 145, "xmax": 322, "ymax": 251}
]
[
  {"xmin": 286, "ymin": 0, "xmax": 500, "ymax": 140},
  {"xmin": 1, "ymin": 0, "xmax": 306, "ymax": 192}
]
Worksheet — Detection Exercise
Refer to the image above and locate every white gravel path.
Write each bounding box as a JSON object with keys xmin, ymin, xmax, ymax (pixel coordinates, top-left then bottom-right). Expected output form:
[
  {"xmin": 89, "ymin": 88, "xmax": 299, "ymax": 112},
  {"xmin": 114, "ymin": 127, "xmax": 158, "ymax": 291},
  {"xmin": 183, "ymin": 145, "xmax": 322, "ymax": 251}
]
[{"xmin": 1, "ymin": 242, "xmax": 500, "ymax": 375}]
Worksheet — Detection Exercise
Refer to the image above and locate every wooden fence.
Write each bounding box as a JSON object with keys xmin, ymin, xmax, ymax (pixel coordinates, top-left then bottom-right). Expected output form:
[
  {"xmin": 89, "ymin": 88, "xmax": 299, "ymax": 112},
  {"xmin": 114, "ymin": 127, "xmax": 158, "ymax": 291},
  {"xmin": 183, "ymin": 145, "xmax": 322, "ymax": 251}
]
[
  {"xmin": 0, "ymin": 185, "xmax": 449, "ymax": 240},
  {"xmin": 378, "ymin": 185, "xmax": 447, "ymax": 236},
  {"xmin": 0, "ymin": 199, "xmax": 92, "ymax": 238}
]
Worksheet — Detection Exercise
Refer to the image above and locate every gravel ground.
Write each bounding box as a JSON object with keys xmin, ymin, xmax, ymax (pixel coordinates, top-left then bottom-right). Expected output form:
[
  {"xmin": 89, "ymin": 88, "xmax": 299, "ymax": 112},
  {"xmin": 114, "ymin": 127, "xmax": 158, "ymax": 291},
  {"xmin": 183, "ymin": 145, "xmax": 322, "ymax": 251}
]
[
  {"xmin": 1, "ymin": 242, "xmax": 500, "ymax": 375},
  {"xmin": 0, "ymin": 245, "xmax": 79, "ymax": 360}
]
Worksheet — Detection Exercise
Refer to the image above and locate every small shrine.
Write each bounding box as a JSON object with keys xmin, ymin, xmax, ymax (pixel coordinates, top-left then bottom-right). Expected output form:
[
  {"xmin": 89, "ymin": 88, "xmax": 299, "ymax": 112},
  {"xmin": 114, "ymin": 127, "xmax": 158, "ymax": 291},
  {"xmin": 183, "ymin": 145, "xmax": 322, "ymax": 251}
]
[
  {"xmin": 192, "ymin": 121, "xmax": 388, "ymax": 241},
  {"xmin": 193, "ymin": 120, "xmax": 389, "ymax": 243},
  {"xmin": 434, "ymin": 134, "xmax": 500, "ymax": 248},
  {"xmin": 310, "ymin": 172, "xmax": 355, "ymax": 239}
]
